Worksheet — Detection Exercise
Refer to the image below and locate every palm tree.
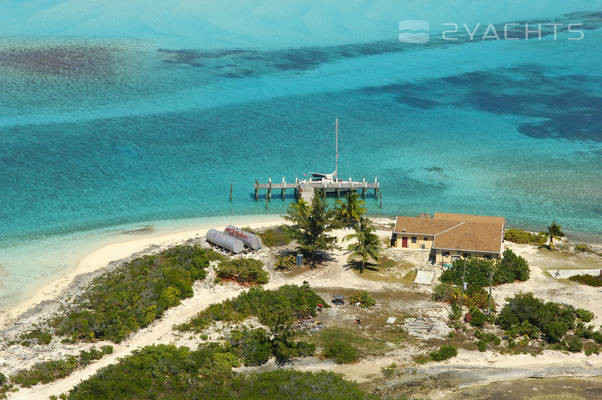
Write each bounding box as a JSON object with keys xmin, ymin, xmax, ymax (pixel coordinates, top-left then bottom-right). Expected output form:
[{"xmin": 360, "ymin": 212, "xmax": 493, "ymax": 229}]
[
  {"xmin": 545, "ymin": 222, "xmax": 565, "ymax": 250},
  {"xmin": 344, "ymin": 216, "xmax": 380, "ymax": 272},
  {"xmin": 335, "ymin": 191, "xmax": 366, "ymax": 228}
]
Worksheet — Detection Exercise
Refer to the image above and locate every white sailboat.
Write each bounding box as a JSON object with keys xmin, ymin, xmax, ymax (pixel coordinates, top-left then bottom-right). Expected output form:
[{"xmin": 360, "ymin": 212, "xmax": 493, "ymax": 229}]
[{"xmin": 302, "ymin": 118, "xmax": 341, "ymax": 184}]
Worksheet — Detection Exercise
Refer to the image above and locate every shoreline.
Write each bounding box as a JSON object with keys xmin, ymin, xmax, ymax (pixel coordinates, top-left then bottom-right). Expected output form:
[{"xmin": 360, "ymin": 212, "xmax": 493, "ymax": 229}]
[{"xmin": 0, "ymin": 214, "xmax": 286, "ymax": 330}]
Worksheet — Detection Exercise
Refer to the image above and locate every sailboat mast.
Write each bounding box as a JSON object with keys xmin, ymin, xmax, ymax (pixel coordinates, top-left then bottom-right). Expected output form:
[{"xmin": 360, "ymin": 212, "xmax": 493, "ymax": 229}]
[{"xmin": 335, "ymin": 118, "xmax": 339, "ymax": 179}]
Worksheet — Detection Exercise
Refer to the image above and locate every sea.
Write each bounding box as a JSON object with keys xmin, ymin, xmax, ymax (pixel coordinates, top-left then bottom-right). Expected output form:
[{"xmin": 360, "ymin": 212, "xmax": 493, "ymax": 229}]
[{"xmin": 0, "ymin": 1, "xmax": 600, "ymax": 310}]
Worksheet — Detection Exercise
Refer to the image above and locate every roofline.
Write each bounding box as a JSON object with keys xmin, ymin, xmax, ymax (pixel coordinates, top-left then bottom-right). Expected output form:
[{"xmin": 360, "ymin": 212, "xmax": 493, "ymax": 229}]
[
  {"xmin": 392, "ymin": 231, "xmax": 437, "ymax": 236},
  {"xmin": 393, "ymin": 221, "xmax": 464, "ymax": 236},
  {"xmin": 433, "ymin": 247, "xmax": 501, "ymax": 254}
]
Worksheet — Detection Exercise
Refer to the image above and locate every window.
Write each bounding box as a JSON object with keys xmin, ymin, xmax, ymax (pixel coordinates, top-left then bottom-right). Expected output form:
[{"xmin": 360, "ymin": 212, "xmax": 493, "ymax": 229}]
[
  {"xmin": 424, "ymin": 237, "xmax": 428, "ymax": 241},
  {"xmin": 484, "ymin": 255, "xmax": 491, "ymax": 260},
  {"xmin": 463, "ymin": 253, "xmax": 471, "ymax": 258},
  {"xmin": 443, "ymin": 252, "xmax": 450, "ymax": 257},
  {"xmin": 411, "ymin": 236, "xmax": 417, "ymax": 243},
  {"xmin": 421, "ymin": 244, "xmax": 425, "ymax": 249}
]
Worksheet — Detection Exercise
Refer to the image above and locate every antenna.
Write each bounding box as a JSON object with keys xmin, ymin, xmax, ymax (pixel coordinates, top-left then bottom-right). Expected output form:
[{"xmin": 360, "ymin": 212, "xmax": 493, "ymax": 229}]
[{"xmin": 334, "ymin": 118, "xmax": 339, "ymax": 179}]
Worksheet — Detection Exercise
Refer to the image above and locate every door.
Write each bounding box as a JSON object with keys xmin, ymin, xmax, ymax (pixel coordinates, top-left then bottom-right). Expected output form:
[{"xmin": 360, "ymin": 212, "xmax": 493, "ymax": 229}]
[{"xmin": 402, "ymin": 237, "xmax": 408, "ymax": 248}]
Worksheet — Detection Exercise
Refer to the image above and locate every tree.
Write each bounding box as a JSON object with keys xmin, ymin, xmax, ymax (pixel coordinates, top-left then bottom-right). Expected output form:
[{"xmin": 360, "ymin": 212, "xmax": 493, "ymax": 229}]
[
  {"xmin": 343, "ymin": 216, "xmax": 380, "ymax": 272},
  {"xmin": 544, "ymin": 222, "xmax": 565, "ymax": 251},
  {"xmin": 284, "ymin": 194, "xmax": 337, "ymax": 264},
  {"xmin": 334, "ymin": 191, "xmax": 366, "ymax": 228}
]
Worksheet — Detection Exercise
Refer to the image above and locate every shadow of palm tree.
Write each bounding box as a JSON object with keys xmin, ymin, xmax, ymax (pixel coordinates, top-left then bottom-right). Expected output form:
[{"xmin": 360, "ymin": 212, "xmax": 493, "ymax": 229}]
[{"xmin": 345, "ymin": 259, "xmax": 379, "ymax": 273}]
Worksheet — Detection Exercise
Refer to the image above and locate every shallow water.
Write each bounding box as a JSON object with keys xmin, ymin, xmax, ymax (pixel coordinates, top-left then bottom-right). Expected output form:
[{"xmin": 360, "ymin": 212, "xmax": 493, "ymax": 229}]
[{"xmin": 0, "ymin": 1, "xmax": 601, "ymax": 308}]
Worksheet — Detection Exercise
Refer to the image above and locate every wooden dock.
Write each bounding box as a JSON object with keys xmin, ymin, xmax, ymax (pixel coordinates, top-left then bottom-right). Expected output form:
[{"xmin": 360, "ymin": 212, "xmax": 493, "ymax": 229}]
[{"xmin": 253, "ymin": 176, "xmax": 380, "ymax": 203}]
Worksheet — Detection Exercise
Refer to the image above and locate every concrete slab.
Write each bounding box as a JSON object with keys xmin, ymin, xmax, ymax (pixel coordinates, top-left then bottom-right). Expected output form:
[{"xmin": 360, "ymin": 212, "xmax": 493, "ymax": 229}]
[{"xmin": 414, "ymin": 270, "xmax": 434, "ymax": 285}]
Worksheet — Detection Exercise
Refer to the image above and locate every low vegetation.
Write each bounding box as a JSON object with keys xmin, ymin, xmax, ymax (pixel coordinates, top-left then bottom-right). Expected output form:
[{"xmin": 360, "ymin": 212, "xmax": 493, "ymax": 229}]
[
  {"xmin": 349, "ymin": 290, "xmax": 376, "ymax": 308},
  {"xmin": 10, "ymin": 346, "xmax": 113, "ymax": 388},
  {"xmin": 569, "ymin": 274, "xmax": 602, "ymax": 287},
  {"xmin": 323, "ymin": 340, "xmax": 358, "ymax": 364},
  {"xmin": 51, "ymin": 245, "xmax": 217, "ymax": 343},
  {"xmin": 504, "ymin": 228, "xmax": 546, "ymax": 245},
  {"xmin": 496, "ymin": 292, "xmax": 596, "ymax": 344},
  {"xmin": 257, "ymin": 225, "xmax": 295, "ymax": 247},
  {"xmin": 216, "ymin": 257, "xmax": 269, "ymax": 285},
  {"xmin": 176, "ymin": 283, "xmax": 325, "ymax": 333},
  {"xmin": 18, "ymin": 329, "xmax": 53, "ymax": 346},
  {"xmin": 429, "ymin": 345, "xmax": 458, "ymax": 361},
  {"xmin": 62, "ymin": 344, "xmax": 376, "ymax": 400}
]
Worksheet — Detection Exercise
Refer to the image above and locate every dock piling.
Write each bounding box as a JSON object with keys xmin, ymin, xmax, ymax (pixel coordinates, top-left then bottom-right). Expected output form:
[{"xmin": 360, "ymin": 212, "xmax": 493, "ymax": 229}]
[
  {"xmin": 281, "ymin": 177, "xmax": 286, "ymax": 199},
  {"xmin": 230, "ymin": 183, "xmax": 233, "ymax": 201},
  {"xmin": 254, "ymin": 179, "xmax": 259, "ymax": 201},
  {"xmin": 268, "ymin": 177, "xmax": 272, "ymax": 201}
]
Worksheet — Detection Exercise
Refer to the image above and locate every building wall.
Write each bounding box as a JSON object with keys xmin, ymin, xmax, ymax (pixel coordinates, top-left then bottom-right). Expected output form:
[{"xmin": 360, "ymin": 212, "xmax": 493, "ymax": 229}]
[
  {"xmin": 434, "ymin": 249, "xmax": 499, "ymax": 264},
  {"xmin": 393, "ymin": 234, "xmax": 434, "ymax": 250}
]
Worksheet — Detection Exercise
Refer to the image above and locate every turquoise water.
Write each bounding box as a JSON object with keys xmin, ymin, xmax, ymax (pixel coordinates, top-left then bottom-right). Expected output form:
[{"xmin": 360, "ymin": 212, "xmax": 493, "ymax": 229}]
[{"xmin": 0, "ymin": 1, "xmax": 601, "ymax": 308}]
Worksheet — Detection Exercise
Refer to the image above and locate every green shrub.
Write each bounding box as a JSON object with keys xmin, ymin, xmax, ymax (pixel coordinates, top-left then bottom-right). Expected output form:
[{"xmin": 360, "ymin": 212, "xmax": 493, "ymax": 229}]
[
  {"xmin": 216, "ymin": 258, "xmax": 269, "ymax": 285},
  {"xmin": 432, "ymin": 283, "xmax": 454, "ymax": 302},
  {"xmin": 19, "ymin": 329, "xmax": 53, "ymax": 346},
  {"xmin": 495, "ymin": 249, "xmax": 530, "ymax": 283},
  {"xmin": 575, "ymin": 308, "xmax": 594, "ymax": 323},
  {"xmin": 569, "ymin": 274, "xmax": 602, "ymax": 287},
  {"xmin": 52, "ymin": 245, "xmax": 212, "ymax": 343},
  {"xmin": 567, "ymin": 336, "xmax": 583, "ymax": 353},
  {"xmin": 469, "ymin": 308, "xmax": 487, "ymax": 328},
  {"xmin": 259, "ymin": 226, "xmax": 295, "ymax": 247},
  {"xmin": 440, "ymin": 258, "xmax": 494, "ymax": 291},
  {"xmin": 496, "ymin": 293, "xmax": 591, "ymax": 343},
  {"xmin": 229, "ymin": 328, "xmax": 272, "ymax": 366},
  {"xmin": 177, "ymin": 283, "xmax": 325, "ymax": 333},
  {"xmin": 429, "ymin": 345, "xmax": 458, "ymax": 361},
  {"xmin": 349, "ymin": 291, "xmax": 375, "ymax": 308},
  {"xmin": 0, "ymin": 373, "xmax": 6, "ymax": 386},
  {"xmin": 477, "ymin": 340, "xmax": 487, "ymax": 352},
  {"xmin": 504, "ymin": 228, "xmax": 546, "ymax": 245},
  {"xmin": 381, "ymin": 363, "xmax": 397, "ymax": 379},
  {"xmin": 11, "ymin": 356, "xmax": 79, "ymax": 387},
  {"xmin": 66, "ymin": 344, "xmax": 373, "ymax": 400},
  {"xmin": 574, "ymin": 244, "xmax": 592, "ymax": 252},
  {"xmin": 323, "ymin": 340, "xmax": 358, "ymax": 364}
]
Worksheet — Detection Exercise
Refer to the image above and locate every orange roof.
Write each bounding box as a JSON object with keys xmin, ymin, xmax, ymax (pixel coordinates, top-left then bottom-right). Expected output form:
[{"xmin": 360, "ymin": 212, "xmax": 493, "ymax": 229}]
[
  {"xmin": 394, "ymin": 213, "xmax": 505, "ymax": 254},
  {"xmin": 394, "ymin": 216, "xmax": 460, "ymax": 235},
  {"xmin": 433, "ymin": 212, "xmax": 506, "ymax": 225}
]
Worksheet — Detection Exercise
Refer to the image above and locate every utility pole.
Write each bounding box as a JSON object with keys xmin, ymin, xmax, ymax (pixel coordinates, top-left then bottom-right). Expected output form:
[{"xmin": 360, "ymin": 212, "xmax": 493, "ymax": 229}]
[{"xmin": 459, "ymin": 259, "xmax": 467, "ymax": 312}]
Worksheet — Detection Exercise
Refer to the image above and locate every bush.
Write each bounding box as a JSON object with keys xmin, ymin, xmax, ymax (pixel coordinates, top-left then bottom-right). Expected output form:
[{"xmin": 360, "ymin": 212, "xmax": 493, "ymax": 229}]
[
  {"xmin": 432, "ymin": 283, "xmax": 454, "ymax": 302},
  {"xmin": 349, "ymin": 291, "xmax": 375, "ymax": 308},
  {"xmin": 216, "ymin": 258, "xmax": 269, "ymax": 285},
  {"xmin": 177, "ymin": 283, "xmax": 325, "ymax": 333},
  {"xmin": 569, "ymin": 274, "xmax": 602, "ymax": 287},
  {"xmin": 323, "ymin": 340, "xmax": 358, "ymax": 364},
  {"xmin": 575, "ymin": 308, "xmax": 594, "ymax": 323},
  {"xmin": 440, "ymin": 258, "xmax": 490, "ymax": 289},
  {"xmin": 469, "ymin": 308, "xmax": 487, "ymax": 328},
  {"xmin": 496, "ymin": 293, "xmax": 593, "ymax": 343},
  {"xmin": 477, "ymin": 340, "xmax": 487, "ymax": 352},
  {"xmin": 10, "ymin": 346, "xmax": 114, "ymax": 387},
  {"xmin": 259, "ymin": 226, "xmax": 295, "ymax": 247},
  {"xmin": 495, "ymin": 249, "xmax": 530, "ymax": 283},
  {"xmin": 19, "ymin": 329, "xmax": 53, "ymax": 346},
  {"xmin": 429, "ymin": 345, "xmax": 458, "ymax": 361},
  {"xmin": 66, "ymin": 344, "xmax": 374, "ymax": 400},
  {"xmin": 229, "ymin": 328, "xmax": 272, "ymax": 366},
  {"xmin": 0, "ymin": 373, "xmax": 6, "ymax": 386},
  {"xmin": 52, "ymin": 245, "xmax": 213, "ymax": 343},
  {"xmin": 574, "ymin": 244, "xmax": 592, "ymax": 252},
  {"xmin": 504, "ymin": 228, "xmax": 546, "ymax": 245},
  {"xmin": 567, "ymin": 336, "xmax": 583, "ymax": 353}
]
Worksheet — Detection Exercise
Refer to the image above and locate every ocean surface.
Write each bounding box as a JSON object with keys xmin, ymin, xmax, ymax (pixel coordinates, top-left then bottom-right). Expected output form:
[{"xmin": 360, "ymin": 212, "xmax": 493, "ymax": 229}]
[{"xmin": 0, "ymin": 1, "xmax": 601, "ymax": 309}]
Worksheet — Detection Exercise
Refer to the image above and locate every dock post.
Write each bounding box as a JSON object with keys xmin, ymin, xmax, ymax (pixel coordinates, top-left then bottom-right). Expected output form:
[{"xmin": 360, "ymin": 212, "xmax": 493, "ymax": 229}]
[
  {"xmin": 268, "ymin": 178, "xmax": 272, "ymax": 201},
  {"xmin": 230, "ymin": 183, "xmax": 233, "ymax": 201},
  {"xmin": 265, "ymin": 191, "xmax": 268, "ymax": 209},
  {"xmin": 281, "ymin": 177, "xmax": 286, "ymax": 200},
  {"xmin": 294, "ymin": 177, "xmax": 298, "ymax": 200},
  {"xmin": 374, "ymin": 177, "xmax": 378, "ymax": 197},
  {"xmin": 336, "ymin": 181, "xmax": 340, "ymax": 198},
  {"xmin": 254, "ymin": 179, "xmax": 259, "ymax": 201},
  {"xmin": 362, "ymin": 177, "xmax": 367, "ymax": 199}
]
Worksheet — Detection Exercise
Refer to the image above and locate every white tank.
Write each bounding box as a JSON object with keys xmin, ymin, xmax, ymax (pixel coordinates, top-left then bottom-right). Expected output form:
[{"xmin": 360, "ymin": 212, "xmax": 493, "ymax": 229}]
[
  {"xmin": 224, "ymin": 225, "xmax": 262, "ymax": 250},
  {"xmin": 206, "ymin": 229, "xmax": 244, "ymax": 253}
]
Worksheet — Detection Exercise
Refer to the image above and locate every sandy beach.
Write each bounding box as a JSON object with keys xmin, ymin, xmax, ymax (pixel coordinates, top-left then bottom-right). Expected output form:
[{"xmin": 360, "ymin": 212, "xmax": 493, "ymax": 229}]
[{"xmin": 0, "ymin": 215, "xmax": 285, "ymax": 330}]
